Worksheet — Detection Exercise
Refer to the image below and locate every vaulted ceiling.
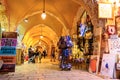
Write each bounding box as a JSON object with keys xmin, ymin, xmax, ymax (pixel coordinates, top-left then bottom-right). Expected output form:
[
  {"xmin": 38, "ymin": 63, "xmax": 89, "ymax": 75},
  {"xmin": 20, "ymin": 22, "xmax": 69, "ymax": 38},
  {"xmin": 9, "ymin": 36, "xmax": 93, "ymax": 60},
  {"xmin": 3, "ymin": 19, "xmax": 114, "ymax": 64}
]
[{"xmin": 1, "ymin": 0, "xmax": 97, "ymax": 48}]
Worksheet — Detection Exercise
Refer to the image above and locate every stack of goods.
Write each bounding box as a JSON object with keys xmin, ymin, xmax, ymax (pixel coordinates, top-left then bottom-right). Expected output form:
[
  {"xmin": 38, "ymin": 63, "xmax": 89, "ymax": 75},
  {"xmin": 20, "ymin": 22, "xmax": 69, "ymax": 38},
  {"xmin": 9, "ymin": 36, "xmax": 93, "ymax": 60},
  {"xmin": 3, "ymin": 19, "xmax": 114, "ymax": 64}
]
[{"xmin": 58, "ymin": 35, "xmax": 73, "ymax": 70}]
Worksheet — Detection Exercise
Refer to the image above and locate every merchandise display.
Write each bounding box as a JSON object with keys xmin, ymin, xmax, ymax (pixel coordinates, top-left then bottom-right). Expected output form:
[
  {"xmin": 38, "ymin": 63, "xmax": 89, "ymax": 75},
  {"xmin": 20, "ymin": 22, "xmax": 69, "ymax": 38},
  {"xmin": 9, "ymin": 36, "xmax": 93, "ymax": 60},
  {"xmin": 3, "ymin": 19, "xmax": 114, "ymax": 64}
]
[
  {"xmin": 58, "ymin": 35, "xmax": 73, "ymax": 70},
  {"xmin": 75, "ymin": 13, "xmax": 95, "ymax": 71},
  {"xmin": 77, "ymin": 15, "xmax": 94, "ymax": 56}
]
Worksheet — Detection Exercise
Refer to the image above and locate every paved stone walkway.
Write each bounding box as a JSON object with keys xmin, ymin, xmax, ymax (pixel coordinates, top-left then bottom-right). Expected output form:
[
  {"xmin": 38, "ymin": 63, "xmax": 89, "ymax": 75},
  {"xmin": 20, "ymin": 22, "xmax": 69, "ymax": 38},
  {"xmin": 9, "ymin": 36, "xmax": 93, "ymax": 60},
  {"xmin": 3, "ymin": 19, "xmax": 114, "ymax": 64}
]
[{"xmin": 0, "ymin": 58, "xmax": 118, "ymax": 80}]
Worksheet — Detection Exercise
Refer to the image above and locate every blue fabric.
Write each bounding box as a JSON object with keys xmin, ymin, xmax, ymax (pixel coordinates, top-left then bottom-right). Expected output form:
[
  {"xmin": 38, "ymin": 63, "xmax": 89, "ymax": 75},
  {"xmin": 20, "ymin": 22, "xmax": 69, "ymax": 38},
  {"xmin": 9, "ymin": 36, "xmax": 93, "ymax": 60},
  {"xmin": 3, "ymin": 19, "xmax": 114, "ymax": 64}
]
[
  {"xmin": 62, "ymin": 49, "xmax": 72, "ymax": 57},
  {"xmin": 79, "ymin": 24, "xmax": 86, "ymax": 37},
  {"xmin": 65, "ymin": 36, "xmax": 73, "ymax": 48},
  {"xmin": 63, "ymin": 49, "xmax": 69, "ymax": 57}
]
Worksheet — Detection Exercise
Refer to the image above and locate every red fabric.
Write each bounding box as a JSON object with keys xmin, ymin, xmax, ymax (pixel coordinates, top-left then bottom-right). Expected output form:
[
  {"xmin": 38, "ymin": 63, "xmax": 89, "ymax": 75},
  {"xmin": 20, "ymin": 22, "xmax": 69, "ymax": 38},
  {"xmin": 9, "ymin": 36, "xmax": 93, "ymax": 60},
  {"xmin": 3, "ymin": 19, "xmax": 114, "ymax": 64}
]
[
  {"xmin": 90, "ymin": 59, "xmax": 97, "ymax": 72},
  {"xmin": 25, "ymin": 56, "xmax": 28, "ymax": 61}
]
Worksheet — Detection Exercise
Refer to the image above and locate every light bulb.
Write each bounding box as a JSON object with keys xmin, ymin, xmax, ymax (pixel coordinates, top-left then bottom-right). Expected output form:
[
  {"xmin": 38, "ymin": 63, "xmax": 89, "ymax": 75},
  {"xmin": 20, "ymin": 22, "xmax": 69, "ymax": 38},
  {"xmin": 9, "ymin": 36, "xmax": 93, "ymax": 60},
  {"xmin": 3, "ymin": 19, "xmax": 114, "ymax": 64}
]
[
  {"xmin": 24, "ymin": 18, "xmax": 28, "ymax": 23},
  {"xmin": 39, "ymin": 41, "xmax": 41, "ymax": 44},
  {"xmin": 1, "ymin": 28, "xmax": 5, "ymax": 31},
  {"xmin": 40, "ymin": 35, "xmax": 43, "ymax": 38},
  {"xmin": 41, "ymin": 12, "xmax": 46, "ymax": 20}
]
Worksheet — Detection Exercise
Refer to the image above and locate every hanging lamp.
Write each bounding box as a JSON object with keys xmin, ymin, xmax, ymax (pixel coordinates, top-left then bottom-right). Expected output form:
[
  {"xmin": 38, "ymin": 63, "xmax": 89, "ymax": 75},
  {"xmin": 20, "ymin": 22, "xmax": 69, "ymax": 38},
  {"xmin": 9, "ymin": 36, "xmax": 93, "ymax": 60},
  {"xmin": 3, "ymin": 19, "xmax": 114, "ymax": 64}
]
[{"xmin": 41, "ymin": 0, "xmax": 46, "ymax": 20}]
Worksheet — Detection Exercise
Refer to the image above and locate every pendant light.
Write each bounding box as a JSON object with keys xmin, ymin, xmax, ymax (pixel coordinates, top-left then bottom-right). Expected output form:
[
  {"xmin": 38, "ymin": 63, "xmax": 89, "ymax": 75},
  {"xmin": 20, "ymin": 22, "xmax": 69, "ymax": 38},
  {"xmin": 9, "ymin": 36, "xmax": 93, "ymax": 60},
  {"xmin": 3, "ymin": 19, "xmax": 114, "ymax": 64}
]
[
  {"xmin": 24, "ymin": 18, "xmax": 28, "ymax": 23},
  {"xmin": 41, "ymin": 0, "xmax": 46, "ymax": 20}
]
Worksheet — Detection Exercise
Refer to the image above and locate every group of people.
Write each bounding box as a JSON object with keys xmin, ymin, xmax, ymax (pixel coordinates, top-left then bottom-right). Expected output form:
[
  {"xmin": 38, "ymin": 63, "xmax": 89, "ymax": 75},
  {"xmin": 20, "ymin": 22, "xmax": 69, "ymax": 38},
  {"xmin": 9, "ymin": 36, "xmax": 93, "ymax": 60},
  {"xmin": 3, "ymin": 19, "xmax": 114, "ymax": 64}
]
[{"xmin": 28, "ymin": 46, "xmax": 47, "ymax": 63}]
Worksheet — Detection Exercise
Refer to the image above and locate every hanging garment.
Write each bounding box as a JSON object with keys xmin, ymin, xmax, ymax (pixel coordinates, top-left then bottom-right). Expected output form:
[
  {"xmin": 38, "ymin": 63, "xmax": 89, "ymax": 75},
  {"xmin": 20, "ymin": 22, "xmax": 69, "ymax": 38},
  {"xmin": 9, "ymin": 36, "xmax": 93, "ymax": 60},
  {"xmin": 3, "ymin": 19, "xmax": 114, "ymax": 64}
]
[
  {"xmin": 79, "ymin": 24, "xmax": 86, "ymax": 37},
  {"xmin": 66, "ymin": 36, "xmax": 73, "ymax": 48}
]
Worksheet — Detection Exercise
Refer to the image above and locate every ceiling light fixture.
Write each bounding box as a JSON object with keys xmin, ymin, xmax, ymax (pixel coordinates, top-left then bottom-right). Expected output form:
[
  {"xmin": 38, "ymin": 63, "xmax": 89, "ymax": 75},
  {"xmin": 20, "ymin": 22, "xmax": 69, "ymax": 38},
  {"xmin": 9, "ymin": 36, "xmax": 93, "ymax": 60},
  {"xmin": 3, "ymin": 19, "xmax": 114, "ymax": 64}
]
[
  {"xmin": 40, "ymin": 35, "xmax": 43, "ymax": 38},
  {"xmin": 39, "ymin": 41, "xmax": 41, "ymax": 44},
  {"xmin": 41, "ymin": 0, "xmax": 46, "ymax": 20},
  {"xmin": 24, "ymin": 18, "xmax": 28, "ymax": 23},
  {"xmin": 1, "ymin": 28, "xmax": 5, "ymax": 31}
]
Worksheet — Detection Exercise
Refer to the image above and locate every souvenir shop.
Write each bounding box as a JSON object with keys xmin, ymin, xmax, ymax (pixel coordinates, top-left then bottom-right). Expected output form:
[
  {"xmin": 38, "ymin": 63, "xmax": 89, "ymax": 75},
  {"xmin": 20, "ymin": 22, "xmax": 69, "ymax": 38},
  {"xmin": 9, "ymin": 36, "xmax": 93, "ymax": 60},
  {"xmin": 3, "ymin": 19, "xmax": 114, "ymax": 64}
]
[
  {"xmin": 72, "ymin": 11, "xmax": 96, "ymax": 72},
  {"xmin": 96, "ymin": 1, "xmax": 120, "ymax": 79}
]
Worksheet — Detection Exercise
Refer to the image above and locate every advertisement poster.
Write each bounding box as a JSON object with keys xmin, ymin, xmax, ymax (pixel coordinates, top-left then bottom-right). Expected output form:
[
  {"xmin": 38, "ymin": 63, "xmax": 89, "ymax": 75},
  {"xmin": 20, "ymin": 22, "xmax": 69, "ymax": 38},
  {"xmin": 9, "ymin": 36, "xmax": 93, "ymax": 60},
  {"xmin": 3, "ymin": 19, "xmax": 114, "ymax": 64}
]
[
  {"xmin": 0, "ymin": 32, "xmax": 17, "ymax": 72},
  {"xmin": 100, "ymin": 54, "xmax": 116, "ymax": 78}
]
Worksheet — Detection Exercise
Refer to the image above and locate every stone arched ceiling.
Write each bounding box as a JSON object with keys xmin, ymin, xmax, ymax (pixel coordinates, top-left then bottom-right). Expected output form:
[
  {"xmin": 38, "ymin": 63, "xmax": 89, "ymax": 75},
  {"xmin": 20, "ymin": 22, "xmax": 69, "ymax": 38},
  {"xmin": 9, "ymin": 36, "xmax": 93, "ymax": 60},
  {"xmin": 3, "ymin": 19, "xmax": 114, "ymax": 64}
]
[
  {"xmin": 22, "ymin": 24, "xmax": 58, "ymax": 47},
  {"xmin": 2, "ymin": 0, "xmax": 99, "ymax": 47},
  {"xmin": 4, "ymin": 0, "xmax": 80, "ymax": 31}
]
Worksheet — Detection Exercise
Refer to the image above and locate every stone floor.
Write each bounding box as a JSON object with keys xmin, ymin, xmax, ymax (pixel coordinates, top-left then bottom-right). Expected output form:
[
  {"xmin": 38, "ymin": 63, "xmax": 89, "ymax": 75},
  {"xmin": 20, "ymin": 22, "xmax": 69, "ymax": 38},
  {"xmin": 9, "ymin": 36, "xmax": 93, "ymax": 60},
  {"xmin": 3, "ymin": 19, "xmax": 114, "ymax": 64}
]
[{"xmin": 0, "ymin": 58, "xmax": 119, "ymax": 80}]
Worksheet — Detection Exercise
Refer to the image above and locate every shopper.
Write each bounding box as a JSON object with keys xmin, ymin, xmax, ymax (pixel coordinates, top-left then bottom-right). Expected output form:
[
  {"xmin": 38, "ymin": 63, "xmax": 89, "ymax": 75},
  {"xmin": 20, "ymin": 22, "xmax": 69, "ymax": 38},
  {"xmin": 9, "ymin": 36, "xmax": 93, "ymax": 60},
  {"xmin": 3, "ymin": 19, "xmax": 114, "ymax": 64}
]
[
  {"xmin": 28, "ymin": 45, "xmax": 34, "ymax": 63},
  {"xmin": 43, "ymin": 49, "xmax": 47, "ymax": 58},
  {"xmin": 51, "ymin": 47, "xmax": 56, "ymax": 62},
  {"xmin": 38, "ymin": 47, "xmax": 43, "ymax": 63},
  {"xmin": 35, "ymin": 48, "xmax": 42, "ymax": 63},
  {"xmin": 35, "ymin": 48, "xmax": 39, "ymax": 63}
]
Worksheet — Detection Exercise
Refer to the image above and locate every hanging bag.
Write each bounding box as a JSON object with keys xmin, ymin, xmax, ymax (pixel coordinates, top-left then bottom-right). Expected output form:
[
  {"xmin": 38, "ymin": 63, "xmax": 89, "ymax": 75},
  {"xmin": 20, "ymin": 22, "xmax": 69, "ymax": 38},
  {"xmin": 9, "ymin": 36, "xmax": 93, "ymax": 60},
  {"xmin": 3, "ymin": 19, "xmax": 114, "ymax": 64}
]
[{"xmin": 58, "ymin": 36, "xmax": 67, "ymax": 49}]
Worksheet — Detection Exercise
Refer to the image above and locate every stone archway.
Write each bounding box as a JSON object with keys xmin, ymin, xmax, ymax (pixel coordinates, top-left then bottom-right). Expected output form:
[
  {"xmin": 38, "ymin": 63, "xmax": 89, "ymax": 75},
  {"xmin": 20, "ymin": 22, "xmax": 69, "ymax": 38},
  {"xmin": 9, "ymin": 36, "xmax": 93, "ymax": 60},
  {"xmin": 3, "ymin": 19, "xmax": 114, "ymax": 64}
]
[{"xmin": 71, "ymin": 0, "xmax": 100, "ymax": 35}]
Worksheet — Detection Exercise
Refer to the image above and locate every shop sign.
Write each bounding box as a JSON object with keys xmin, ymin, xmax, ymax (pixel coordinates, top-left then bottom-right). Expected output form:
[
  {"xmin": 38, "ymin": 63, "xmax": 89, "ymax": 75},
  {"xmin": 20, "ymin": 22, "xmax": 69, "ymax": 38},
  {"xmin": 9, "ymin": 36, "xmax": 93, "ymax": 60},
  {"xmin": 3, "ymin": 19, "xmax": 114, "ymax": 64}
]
[
  {"xmin": 0, "ymin": 56, "xmax": 16, "ymax": 64},
  {"xmin": 0, "ymin": 32, "xmax": 17, "ymax": 72},
  {"xmin": 98, "ymin": 3, "xmax": 112, "ymax": 18},
  {"xmin": 1, "ymin": 38, "xmax": 17, "ymax": 46},
  {"xmin": 0, "ymin": 46, "xmax": 16, "ymax": 56},
  {"xmin": 0, "ymin": 64, "xmax": 15, "ymax": 72},
  {"xmin": 2, "ymin": 32, "xmax": 17, "ymax": 38},
  {"xmin": 0, "ymin": 56, "xmax": 16, "ymax": 72}
]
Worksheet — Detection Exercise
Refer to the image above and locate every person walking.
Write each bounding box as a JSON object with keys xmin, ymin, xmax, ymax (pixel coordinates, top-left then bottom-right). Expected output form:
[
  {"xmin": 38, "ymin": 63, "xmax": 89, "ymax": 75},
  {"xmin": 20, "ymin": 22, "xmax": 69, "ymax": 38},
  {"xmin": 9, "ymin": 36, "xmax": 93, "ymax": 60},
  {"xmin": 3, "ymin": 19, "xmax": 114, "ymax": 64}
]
[
  {"xmin": 38, "ymin": 47, "xmax": 43, "ymax": 63},
  {"xmin": 35, "ymin": 48, "xmax": 39, "ymax": 63},
  {"xmin": 51, "ymin": 47, "xmax": 56, "ymax": 62},
  {"xmin": 28, "ymin": 45, "xmax": 33, "ymax": 63},
  {"xmin": 28, "ymin": 46, "xmax": 35, "ymax": 63},
  {"xmin": 43, "ymin": 49, "xmax": 47, "ymax": 58}
]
